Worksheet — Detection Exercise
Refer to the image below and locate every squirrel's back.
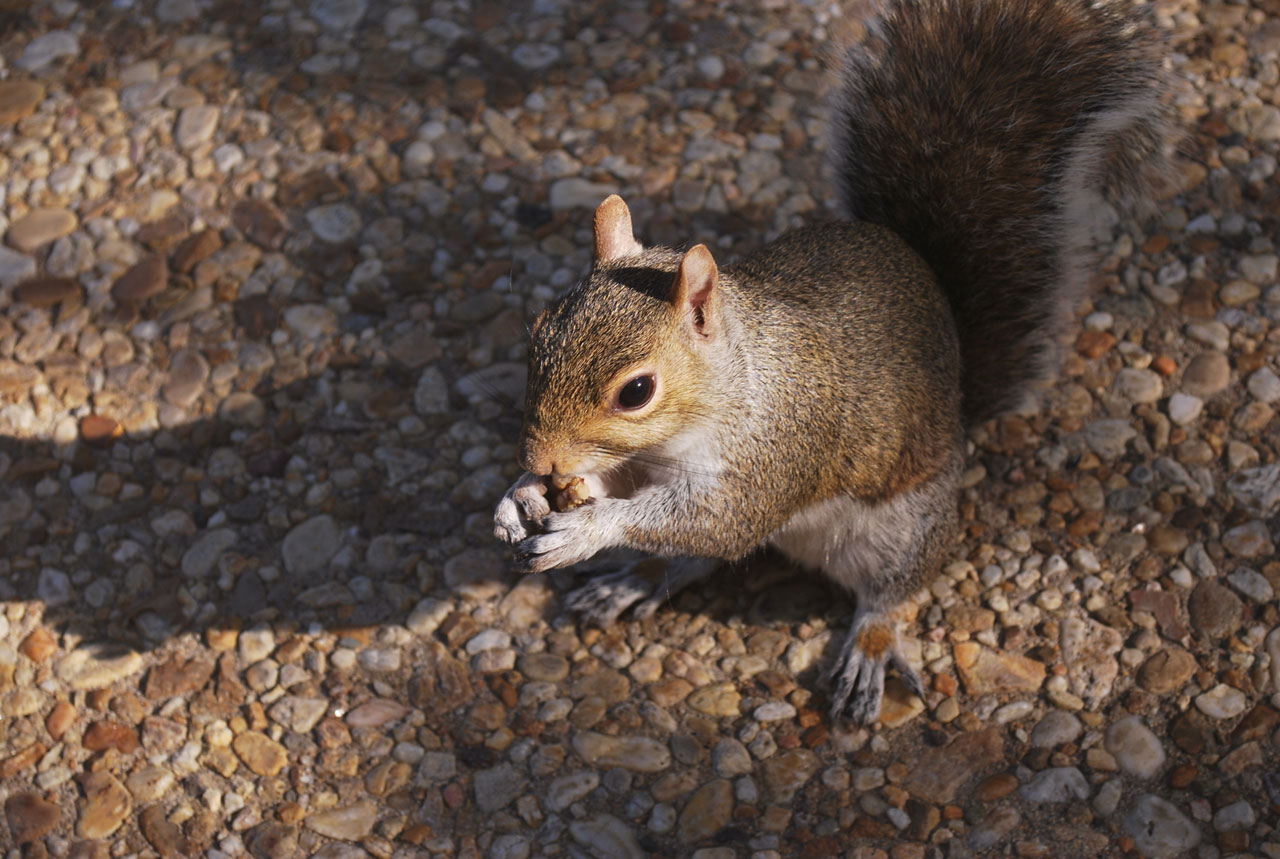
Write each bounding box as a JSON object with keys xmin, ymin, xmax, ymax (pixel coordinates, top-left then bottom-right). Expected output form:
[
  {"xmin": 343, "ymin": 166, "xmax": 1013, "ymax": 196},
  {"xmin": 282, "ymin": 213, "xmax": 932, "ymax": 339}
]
[{"xmin": 830, "ymin": 0, "xmax": 1173, "ymax": 424}]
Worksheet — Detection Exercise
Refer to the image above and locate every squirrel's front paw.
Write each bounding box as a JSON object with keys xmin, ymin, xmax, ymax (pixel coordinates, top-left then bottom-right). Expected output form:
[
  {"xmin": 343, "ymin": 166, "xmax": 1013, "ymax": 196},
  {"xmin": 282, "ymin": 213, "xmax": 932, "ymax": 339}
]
[
  {"xmin": 494, "ymin": 471, "xmax": 551, "ymax": 544},
  {"xmin": 514, "ymin": 504, "xmax": 617, "ymax": 573}
]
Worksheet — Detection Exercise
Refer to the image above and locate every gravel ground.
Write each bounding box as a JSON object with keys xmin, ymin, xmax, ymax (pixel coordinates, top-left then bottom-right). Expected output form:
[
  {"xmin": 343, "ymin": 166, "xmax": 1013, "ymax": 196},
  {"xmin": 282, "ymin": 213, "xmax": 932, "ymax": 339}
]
[{"xmin": 0, "ymin": 0, "xmax": 1277, "ymax": 857}]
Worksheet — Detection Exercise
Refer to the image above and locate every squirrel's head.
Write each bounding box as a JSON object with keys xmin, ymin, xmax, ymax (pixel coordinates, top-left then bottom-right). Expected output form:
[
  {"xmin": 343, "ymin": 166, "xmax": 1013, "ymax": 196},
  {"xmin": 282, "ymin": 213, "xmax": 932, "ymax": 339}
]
[{"xmin": 519, "ymin": 195, "xmax": 724, "ymax": 479}]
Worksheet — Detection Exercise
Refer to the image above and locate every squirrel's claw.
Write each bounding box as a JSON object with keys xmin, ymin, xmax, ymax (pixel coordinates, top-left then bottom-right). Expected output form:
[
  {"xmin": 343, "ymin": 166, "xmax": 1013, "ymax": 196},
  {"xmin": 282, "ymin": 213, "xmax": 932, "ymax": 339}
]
[
  {"xmin": 513, "ymin": 507, "xmax": 613, "ymax": 573},
  {"xmin": 493, "ymin": 472, "xmax": 551, "ymax": 544}
]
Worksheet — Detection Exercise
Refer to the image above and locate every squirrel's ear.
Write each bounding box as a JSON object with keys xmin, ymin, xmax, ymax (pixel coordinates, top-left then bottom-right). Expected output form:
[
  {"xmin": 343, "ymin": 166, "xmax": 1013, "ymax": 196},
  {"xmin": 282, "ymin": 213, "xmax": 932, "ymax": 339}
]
[
  {"xmin": 671, "ymin": 244, "xmax": 719, "ymax": 338},
  {"xmin": 594, "ymin": 195, "xmax": 644, "ymax": 261}
]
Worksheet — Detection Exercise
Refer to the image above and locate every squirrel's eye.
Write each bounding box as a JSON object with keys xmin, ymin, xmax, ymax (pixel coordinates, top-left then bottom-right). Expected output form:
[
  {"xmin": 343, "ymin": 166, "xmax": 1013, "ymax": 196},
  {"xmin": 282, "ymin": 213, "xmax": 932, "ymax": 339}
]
[{"xmin": 616, "ymin": 375, "xmax": 656, "ymax": 410}]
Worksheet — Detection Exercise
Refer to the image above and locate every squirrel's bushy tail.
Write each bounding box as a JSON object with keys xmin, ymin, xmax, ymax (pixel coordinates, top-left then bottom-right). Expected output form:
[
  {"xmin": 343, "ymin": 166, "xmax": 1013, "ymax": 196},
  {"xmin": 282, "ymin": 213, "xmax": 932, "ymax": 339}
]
[{"xmin": 830, "ymin": 0, "xmax": 1173, "ymax": 425}]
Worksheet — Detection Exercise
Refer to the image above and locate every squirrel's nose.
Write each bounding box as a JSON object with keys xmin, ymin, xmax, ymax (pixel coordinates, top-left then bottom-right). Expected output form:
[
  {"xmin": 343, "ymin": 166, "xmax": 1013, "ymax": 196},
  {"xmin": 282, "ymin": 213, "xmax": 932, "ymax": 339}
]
[{"xmin": 519, "ymin": 444, "xmax": 553, "ymax": 476}]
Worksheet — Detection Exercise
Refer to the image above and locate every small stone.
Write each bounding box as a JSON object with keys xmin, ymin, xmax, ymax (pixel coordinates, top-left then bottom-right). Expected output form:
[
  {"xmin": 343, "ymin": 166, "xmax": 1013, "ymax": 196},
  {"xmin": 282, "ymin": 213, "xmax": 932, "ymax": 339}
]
[
  {"xmin": 1028, "ymin": 711, "xmax": 1082, "ymax": 748},
  {"xmin": 0, "ymin": 81, "xmax": 45, "ymax": 125},
  {"xmin": 711, "ymin": 738, "xmax": 753, "ymax": 777},
  {"xmin": 13, "ymin": 276, "xmax": 81, "ymax": 308},
  {"xmin": 573, "ymin": 732, "xmax": 671, "ymax": 772},
  {"xmin": 163, "ymin": 349, "xmax": 209, "ymax": 407},
  {"xmin": 0, "ymin": 247, "xmax": 37, "ymax": 288},
  {"xmin": 55, "ymin": 642, "xmax": 143, "ymax": 691},
  {"xmin": 1213, "ymin": 800, "xmax": 1255, "ymax": 832},
  {"xmin": 5, "ymin": 793, "xmax": 60, "ymax": 844},
  {"xmin": 753, "ymin": 701, "xmax": 796, "ymax": 722},
  {"xmin": 17, "ymin": 31, "xmax": 79, "ymax": 72},
  {"xmin": 902, "ymin": 727, "xmax": 1003, "ymax": 804},
  {"xmin": 219, "ymin": 392, "xmax": 266, "ymax": 427},
  {"xmin": 547, "ymin": 771, "xmax": 600, "ymax": 811},
  {"xmin": 125, "ymin": 768, "xmax": 175, "ymax": 804},
  {"xmin": 1059, "ymin": 614, "xmax": 1122, "ymax": 707},
  {"xmin": 182, "ymin": 528, "xmax": 237, "ymax": 579},
  {"xmin": 1136, "ymin": 647, "xmax": 1196, "ymax": 695},
  {"xmin": 231, "ymin": 199, "xmax": 288, "ymax": 249},
  {"xmin": 1188, "ymin": 580, "xmax": 1242, "ymax": 638},
  {"xmin": 568, "ymin": 814, "xmax": 644, "ymax": 859},
  {"xmin": 1082, "ymin": 418, "xmax": 1136, "ymax": 459},
  {"xmin": 140, "ymin": 803, "xmax": 189, "ymax": 856},
  {"xmin": 175, "ymin": 105, "xmax": 219, "ymax": 149},
  {"xmin": 550, "ymin": 177, "xmax": 618, "ymax": 210},
  {"xmin": 973, "ymin": 772, "xmax": 1019, "ymax": 801},
  {"xmin": 678, "ymin": 779, "xmax": 732, "ymax": 843},
  {"xmin": 112, "ymin": 256, "xmax": 169, "ymax": 302},
  {"xmin": 474, "ymin": 764, "xmax": 527, "ymax": 812},
  {"xmin": 1227, "ymin": 567, "xmax": 1274, "ymax": 603},
  {"xmin": 687, "ymin": 681, "xmax": 741, "ymax": 717},
  {"xmin": 304, "ymin": 801, "xmax": 377, "ymax": 841},
  {"xmin": 345, "ymin": 699, "xmax": 409, "ymax": 728},
  {"xmin": 282, "ymin": 515, "xmax": 341, "ymax": 574},
  {"xmin": 76, "ymin": 772, "xmax": 131, "ymax": 839},
  {"xmin": 1123, "ymin": 795, "xmax": 1201, "ymax": 857},
  {"xmin": 953, "ymin": 642, "xmax": 1045, "ymax": 695},
  {"xmin": 19, "ymin": 627, "xmax": 57, "ymax": 662},
  {"xmin": 268, "ymin": 696, "xmax": 329, "ymax": 733},
  {"xmin": 1221, "ymin": 520, "xmax": 1274, "ymax": 559},
  {"xmin": 1018, "ymin": 767, "xmax": 1090, "ymax": 803},
  {"xmin": 307, "ymin": 203, "xmax": 362, "ymax": 243},
  {"xmin": 232, "ymin": 732, "xmax": 288, "ymax": 777},
  {"xmin": 1181, "ymin": 351, "xmax": 1230, "ymax": 396},
  {"xmin": 311, "ymin": 0, "xmax": 367, "ymax": 30},
  {"xmin": 761, "ymin": 749, "xmax": 819, "ymax": 802},
  {"xmin": 1114, "ymin": 367, "xmax": 1162, "ymax": 403},
  {"xmin": 81, "ymin": 414, "xmax": 122, "ymax": 443},
  {"xmin": 7, "ymin": 208, "xmax": 77, "ymax": 253},
  {"xmin": 83, "ymin": 721, "xmax": 140, "ymax": 754},
  {"xmin": 283, "ymin": 304, "xmax": 338, "ymax": 340},
  {"xmin": 46, "ymin": 701, "xmax": 75, "ymax": 739},
  {"xmin": 1194, "ymin": 684, "xmax": 1248, "ymax": 719},
  {"xmin": 1105, "ymin": 716, "xmax": 1165, "ymax": 779},
  {"xmin": 519, "ymin": 652, "xmax": 570, "ymax": 682}
]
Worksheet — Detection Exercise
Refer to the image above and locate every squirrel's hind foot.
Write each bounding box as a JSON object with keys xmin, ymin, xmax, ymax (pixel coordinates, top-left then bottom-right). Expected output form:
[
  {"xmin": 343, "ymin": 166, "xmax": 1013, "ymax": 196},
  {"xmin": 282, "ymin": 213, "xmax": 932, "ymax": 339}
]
[
  {"xmin": 566, "ymin": 557, "xmax": 716, "ymax": 627},
  {"xmin": 827, "ymin": 610, "xmax": 925, "ymax": 726}
]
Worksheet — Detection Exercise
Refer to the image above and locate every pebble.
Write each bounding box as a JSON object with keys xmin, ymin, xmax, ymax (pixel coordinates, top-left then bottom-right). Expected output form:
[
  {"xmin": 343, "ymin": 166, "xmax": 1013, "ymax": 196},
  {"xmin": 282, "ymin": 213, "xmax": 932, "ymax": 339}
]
[
  {"xmin": 1181, "ymin": 351, "xmax": 1230, "ymax": 396},
  {"xmin": 112, "ymin": 256, "xmax": 169, "ymax": 302},
  {"xmin": 0, "ymin": 247, "xmax": 36, "ymax": 288},
  {"xmin": 283, "ymin": 304, "xmax": 339, "ymax": 339},
  {"xmin": 1188, "ymin": 580, "xmax": 1242, "ymax": 638},
  {"xmin": 1028, "ymin": 710, "xmax": 1082, "ymax": 748},
  {"xmin": 678, "ymin": 779, "xmax": 733, "ymax": 843},
  {"xmin": 268, "ymin": 696, "xmax": 328, "ymax": 733},
  {"xmin": 1221, "ymin": 520, "xmax": 1274, "ymax": 559},
  {"xmin": 282, "ymin": 515, "xmax": 341, "ymax": 573},
  {"xmin": 547, "ymin": 770, "xmax": 599, "ymax": 811},
  {"xmin": 232, "ymin": 732, "xmax": 288, "ymax": 776},
  {"xmin": 1136, "ymin": 646, "xmax": 1196, "ymax": 694},
  {"xmin": 76, "ymin": 772, "xmax": 131, "ymax": 839},
  {"xmin": 550, "ymin": 177, "xmax": 619, "ymax": 210},
  {"xmin": 1213, "ymin": 800, "xmax": 1255, "ymax": 832},
  {"xmin": 1018, "ymin": 767, "xmax": 1090, "ymax": 803},
  {"xmin": 1124, "ymin": 795, "xmax": 1201, "ymax": 857},
  {"xmin": 474, "ymin": 764, "xmax": 527, "ymax": 812},
  {"xmin": 307, "ymin": 204, "xmax": 362, "ymax": 243},
  {"xmin": 17, "ymin": 31, "xmax": 79, "ymax": 71},
  {"xmin": 0, "ymin": 81, "xmax": 46, "ymax": 124},
  {"xmin": 311, "ymin": 0, "xmax": 368, "ymax": 30},
  {"xmin": 573, "ymin": 732, "xmax": 671, "ymax": 772},
  {"xmin": 176, "ymin": 105, "xmax": 220, "ymax": 149},
  {"xmin": 5, "ymin": 793, "xmax": 60, "ymax": 844},
  {"xmin": 569, "ymin": 814, "xmax": 645, "ymax": 859},
  {"xmin": 1195, "ymin": 684, "xmax": 1248, "ymax": 719},
  {"xmin": 1114, "ymin": 367, "xmax": 1162, "ymax": 403},
  {"xmin": 1105, "ymin": 716, "xmax": 1166, "ymax": 779},
  {"xmin": 7, "ymin": 208, "xmax": 77, "ymax": 253},
  {"xmin": 304, "ymin": 801, "xmax": 378, "ymax": 841},
  {"xmin": 1167, "ymin": 392, "xmax": 1203, "ymax": 425},
  {"xmin": 1082, "ymin": 418, "xmax": 1136, "ymax": 458}
]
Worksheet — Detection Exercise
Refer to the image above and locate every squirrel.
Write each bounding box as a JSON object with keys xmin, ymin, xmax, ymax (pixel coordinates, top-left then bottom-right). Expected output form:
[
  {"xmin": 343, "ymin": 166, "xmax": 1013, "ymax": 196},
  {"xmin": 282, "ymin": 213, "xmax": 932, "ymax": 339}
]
[{"xmin": 494, "ymin": 0, "xmax": 1173, "ymax": 724}]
